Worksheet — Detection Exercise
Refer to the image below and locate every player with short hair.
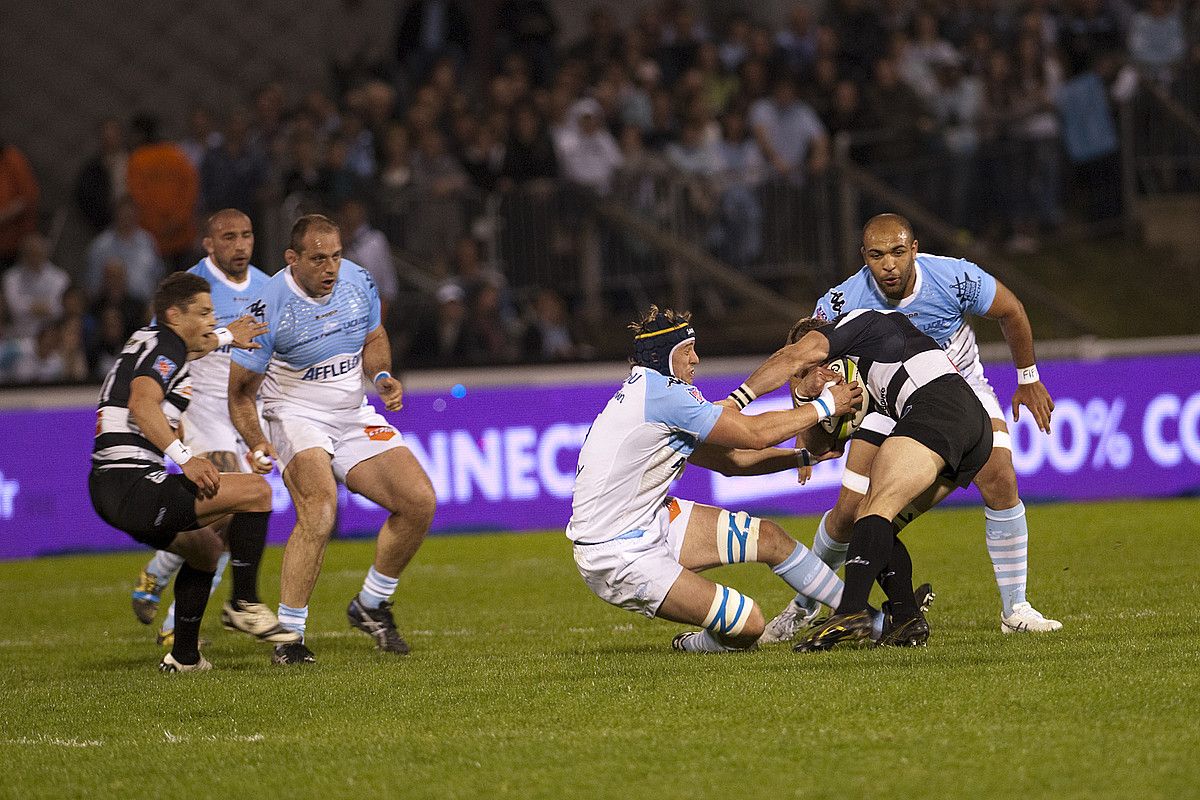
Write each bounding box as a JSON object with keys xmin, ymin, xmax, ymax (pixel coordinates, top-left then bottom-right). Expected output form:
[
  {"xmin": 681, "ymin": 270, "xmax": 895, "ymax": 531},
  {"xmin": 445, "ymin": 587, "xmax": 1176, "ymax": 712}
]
[
  {"xmin": 130, "ymin": 210, "xmax": 295, "ymax": 647},
  {"xmin": 228, "ymin": 214, "xmax": 436, "ymax": 665},
  {"xmin": 568, "ymin": 306, "xmax": 867, "ymax": 653},
  {"xmin": 761, "ymin": 214, "xmax": 1060, "ymax": 642},
  {"xmin": 89, "ymin": 272, "xmax": 279, "ymax": 671},
  {"xmin": 737, "ymin": 308, "xmax": 993, "ymax": 650}
]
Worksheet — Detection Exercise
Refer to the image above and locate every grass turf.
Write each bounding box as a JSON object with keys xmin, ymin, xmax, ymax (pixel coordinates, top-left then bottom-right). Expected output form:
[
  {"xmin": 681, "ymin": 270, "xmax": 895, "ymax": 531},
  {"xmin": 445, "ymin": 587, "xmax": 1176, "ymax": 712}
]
[{"xmin": 1, "ymin": 498, "xmax": 1198, "ymax": 799}]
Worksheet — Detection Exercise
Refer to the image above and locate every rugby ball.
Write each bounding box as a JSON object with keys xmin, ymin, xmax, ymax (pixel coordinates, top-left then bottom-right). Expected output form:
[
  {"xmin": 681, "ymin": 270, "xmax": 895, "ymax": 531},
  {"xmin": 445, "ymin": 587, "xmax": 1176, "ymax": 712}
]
[{"xmin": 819, "ymin": 357, "xmax": 867, "ymax": 440}]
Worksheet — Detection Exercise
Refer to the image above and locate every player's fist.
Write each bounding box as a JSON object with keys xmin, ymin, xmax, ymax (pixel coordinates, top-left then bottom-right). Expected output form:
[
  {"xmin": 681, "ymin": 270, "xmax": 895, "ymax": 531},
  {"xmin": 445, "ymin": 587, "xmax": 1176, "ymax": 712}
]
[
  {"xmin": 182, "ymin": 456, "xmax": 221, "ymax": 499},
  {"xmin": 376, "ymin": 374, "xmax": 404, "ymax": 412},
  {"xmin": 795, "ymin": 365, "xmax": 842, "ymax": 400},
  {"xmin": 245, "ymin": 442, "xmax": 277, "ymax": 475}
]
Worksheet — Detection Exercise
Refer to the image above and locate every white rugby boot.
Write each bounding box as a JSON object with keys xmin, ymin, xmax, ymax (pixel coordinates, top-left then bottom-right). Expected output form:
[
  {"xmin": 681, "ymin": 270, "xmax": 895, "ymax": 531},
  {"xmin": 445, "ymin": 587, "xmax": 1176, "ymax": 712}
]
[{"xmin": 1001, "ymin": 601, "xmax": 1063, "ymax": 633}]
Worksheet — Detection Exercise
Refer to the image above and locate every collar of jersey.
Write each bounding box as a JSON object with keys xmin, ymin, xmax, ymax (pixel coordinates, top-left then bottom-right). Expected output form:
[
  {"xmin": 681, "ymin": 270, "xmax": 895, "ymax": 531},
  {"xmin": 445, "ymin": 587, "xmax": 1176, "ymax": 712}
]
[
  {"xmin": 284, "ymin": 267, "xmax": 334, "ymax": 305},
  {"xmin": 871, "ymin": 258, "xmax": 923, "ymax": 309},
  {"xmin": 203, "ymin": 257, "xmax": 252, "ymax": 292}
]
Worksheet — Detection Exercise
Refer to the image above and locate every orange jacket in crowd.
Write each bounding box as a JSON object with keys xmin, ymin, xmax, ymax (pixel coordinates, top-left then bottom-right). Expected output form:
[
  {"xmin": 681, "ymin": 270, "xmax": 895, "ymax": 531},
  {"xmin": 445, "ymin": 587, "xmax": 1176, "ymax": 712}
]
[
  {"xmin": 126, "ymin": 142, "xmax": 199, "ymax": 257},
  {"xmin": 0, "ymin": 144, "xmax": 40, "ymax": 260}
]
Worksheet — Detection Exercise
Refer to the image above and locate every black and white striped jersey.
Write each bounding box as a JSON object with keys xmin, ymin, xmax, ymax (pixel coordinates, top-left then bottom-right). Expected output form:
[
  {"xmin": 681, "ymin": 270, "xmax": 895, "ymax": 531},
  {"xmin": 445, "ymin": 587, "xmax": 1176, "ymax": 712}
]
[
  {"xmin": 816, "ymin": 309, "xmax": 962, "ymax": 420},
  {"xmin": 93, "ymin": 326, "xmax": 192, "ymax": 471}
]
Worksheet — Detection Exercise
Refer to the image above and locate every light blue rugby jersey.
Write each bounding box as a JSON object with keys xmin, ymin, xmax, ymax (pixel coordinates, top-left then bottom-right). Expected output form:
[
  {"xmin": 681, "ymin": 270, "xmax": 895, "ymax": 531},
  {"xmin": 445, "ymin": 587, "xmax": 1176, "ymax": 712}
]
[
  {"xmin": 814, "ymin": 253, "xmax": 997, "ymax": 377},
  {"xmin": 231, "ymin": 259, "xmax": 380, "ymax": 414},
  {"xmin": 567, "ymin": 366, "xmax": 724, "ymax": 544},
  {"xmin": 185, "ymin": 258, "xmax": 271, "ymax": 400}
]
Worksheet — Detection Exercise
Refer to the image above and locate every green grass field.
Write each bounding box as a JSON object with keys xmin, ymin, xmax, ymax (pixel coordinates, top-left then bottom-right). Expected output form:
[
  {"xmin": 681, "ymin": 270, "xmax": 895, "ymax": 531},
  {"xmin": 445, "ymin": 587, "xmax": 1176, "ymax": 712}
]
[{"xmin": 2, "ymin": 499, "xmax": 1198, "ymax": 799}]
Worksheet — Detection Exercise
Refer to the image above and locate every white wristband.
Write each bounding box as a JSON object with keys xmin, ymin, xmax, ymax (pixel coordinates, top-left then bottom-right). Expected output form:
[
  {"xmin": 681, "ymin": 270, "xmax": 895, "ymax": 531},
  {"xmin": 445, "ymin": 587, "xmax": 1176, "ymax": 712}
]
[
  {"xmin": 164, "ymin": 439, "xmax": 193, "ymax": 466},
  {"xmin": 805, "ymin": 387, "xmax": 836, "ymax": 421},
  {"xmin": 728, "ymin": 383, "xmax": 757, "ymax": 410},
  {"xmin": 214, "ymin": 327, "xmax": 234, "ymax": 348},
  {"xmin": 373, "ymin": 370, "xmax": 392, "ymax": 385},
  {"xmin": 1017, "ymin": 365, "xmax": 1040, "ymax": 385}
]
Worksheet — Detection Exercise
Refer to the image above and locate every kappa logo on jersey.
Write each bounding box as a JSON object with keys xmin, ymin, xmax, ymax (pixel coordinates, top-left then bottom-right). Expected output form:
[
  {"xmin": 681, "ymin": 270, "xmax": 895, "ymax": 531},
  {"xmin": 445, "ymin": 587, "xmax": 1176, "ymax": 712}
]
[
  {"xmin": 247, "ymin": 299, "xmax": 267, "ymax": 320},
  {"xmin": 152, "ymin": 355, "xmax": 177, "ymax": 381},
  {"xmin": 364, "ymin": 425, "xmax": 397, "ymax": 442},
  {"xmin": 951, "ymin": 274, "xmax": 981, "ymax": 308},
  {"xmin": 830, "ymin": 290, "xmax": 846, "ymax": 314}
]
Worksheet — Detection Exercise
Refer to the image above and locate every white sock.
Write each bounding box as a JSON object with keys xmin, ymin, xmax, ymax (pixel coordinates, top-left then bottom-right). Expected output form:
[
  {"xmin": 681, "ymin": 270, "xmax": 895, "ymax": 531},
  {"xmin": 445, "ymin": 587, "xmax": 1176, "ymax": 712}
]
[
  {"xmin": 677, "ymin": 630, "xmax": 733, "ymax": 653},
  {"xmin": 812, "ymin": 512, "xmax": 850, "ymax": 571},
  {"xmin": 147, "ymin": 550, "xmax": 185, "ymax": 582},
  {"xmin": 278, "ymin": 604, "xmax": 309, "ymax": 641},
  {"xmin": 358, "ymin": 565, "xmax": 399, "ymax": 609}
]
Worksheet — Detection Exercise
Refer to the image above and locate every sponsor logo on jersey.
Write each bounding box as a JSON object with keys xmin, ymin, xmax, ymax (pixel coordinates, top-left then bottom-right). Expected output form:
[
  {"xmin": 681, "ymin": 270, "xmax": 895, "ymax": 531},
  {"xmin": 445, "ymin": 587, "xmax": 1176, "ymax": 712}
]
[
  {"xmin": 815, "ymin": 305, "xmax": 828, "ymax": 321},
  {"xmin": 687, "ymin": 386, "xmax": 704, "ymax": 403},
  {"xmin": 364, "ymin": 425, "xmax": 397, "ymax": 442},
  {"xmin": 951, "ymin": 274, "xmax": 981, "ymax": 307},
  {"xmin": 153, "ymin": 355, "xmax": 177, "ymax": 381},
  {"xmin": 301, "ymin": 355, "xmax": 361, "ymax": 381}
]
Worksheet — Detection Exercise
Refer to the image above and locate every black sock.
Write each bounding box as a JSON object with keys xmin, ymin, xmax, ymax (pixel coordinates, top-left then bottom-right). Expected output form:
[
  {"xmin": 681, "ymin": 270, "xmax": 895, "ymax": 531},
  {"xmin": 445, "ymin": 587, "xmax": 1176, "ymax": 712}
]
[
  {"xmin": 172, "ymin": 563, "xmax": 216, "ymax": 664},
  {"xmin": 836, "ymin": 515, "xmax": 895, "ymax": 614},
  {"xmin": 879, "ymin": 536, "xmax": 917, "ymax": 621},
  {"xmin": 228, "ymin": 511, "xmax": 270, "ymax": 606}
]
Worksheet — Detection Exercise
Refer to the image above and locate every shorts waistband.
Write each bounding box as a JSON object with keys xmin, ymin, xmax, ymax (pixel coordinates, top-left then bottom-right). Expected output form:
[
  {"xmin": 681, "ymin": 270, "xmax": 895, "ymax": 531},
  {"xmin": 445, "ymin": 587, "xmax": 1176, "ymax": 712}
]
[{"xmin": 573, "ymin": 529, "xmax": 646, "ymax": 547}]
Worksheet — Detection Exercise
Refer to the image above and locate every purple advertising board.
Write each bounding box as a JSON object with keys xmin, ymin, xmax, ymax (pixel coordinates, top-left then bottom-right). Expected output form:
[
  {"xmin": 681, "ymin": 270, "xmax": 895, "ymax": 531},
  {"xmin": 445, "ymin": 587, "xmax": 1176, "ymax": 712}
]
[{"xmin": 1, "ymin": 353, "xmax": 1199, "ymax": 560}]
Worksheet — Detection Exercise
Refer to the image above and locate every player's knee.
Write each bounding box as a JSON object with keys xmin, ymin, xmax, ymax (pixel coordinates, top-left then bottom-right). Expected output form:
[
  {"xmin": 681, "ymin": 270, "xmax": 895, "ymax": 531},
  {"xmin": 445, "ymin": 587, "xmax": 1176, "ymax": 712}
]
[
  {"xmin": 247, "ymin": 477, "xmax": 273, "ymax": 512},
  {"xmin": 384, "ymin": 479, "xmax": 436, "ymax": 527},
  {"xmin": 977, "ymin": 452, "xmax": 1019, "ymax": 507},
  {"xmin": 295, "ymin": 500, "xmax": 338, "ymax": 539},
  {"xmin": 703, "ymin": 585, "xmax": 762, "ymax": 649},
  {"xmin": 827, "ymin": 501, "xmax": 857, "ymax": 542}
]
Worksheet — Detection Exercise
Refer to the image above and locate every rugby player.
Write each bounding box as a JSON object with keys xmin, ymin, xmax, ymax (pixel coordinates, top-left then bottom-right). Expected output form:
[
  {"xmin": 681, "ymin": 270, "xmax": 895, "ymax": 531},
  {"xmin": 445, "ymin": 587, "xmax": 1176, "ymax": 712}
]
[
  {"xmin": 130, "ymin": 210, "xmax": 295, "ymax": 647},
  {"xmin": 568, "ymin": 306, "xmax": 865, "ymax": 653},
  {"xmin": 761, "ymin": 214, "xmax": 1060, "ymax": 642},
  {"xmin": 89, "ymin": 272, "xmax": 274, "ymax": 671},
  {"xmin": 228, "ymin": 214, "xmax": 435, "ymax": 665}
]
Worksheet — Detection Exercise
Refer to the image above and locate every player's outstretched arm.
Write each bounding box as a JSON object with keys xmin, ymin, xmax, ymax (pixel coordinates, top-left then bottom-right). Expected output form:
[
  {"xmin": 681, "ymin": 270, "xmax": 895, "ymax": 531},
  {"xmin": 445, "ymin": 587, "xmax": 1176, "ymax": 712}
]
[
  {"xmin": 736, "ymin": 330, "xmax": 831, "ymax": 401},
  {"xmin": 191, "ymin": 315, "xmax": 269, "ymax": 359},
  {"xmin": 984, "ymin": 280, "xmax": 1054, "ymax": 433},
  {"xmin": 363, "ymin": 324, "xmax": 403, "ymax": 412},
  {"xmin": 128, "ymin": 375, "xmax": 220, "ymax": 497},
  {"xmin": 705, "ymin": 381, "xmax": 861, "ymax": 451},
  {"xmin": 228, "ymin": 362, "xmax": 274, "ymax": 474}
]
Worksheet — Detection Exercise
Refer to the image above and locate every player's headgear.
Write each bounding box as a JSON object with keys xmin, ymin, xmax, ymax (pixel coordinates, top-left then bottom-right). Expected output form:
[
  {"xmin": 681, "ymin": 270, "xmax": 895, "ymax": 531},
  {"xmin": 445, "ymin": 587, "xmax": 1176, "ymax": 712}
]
[{"xmin": 633, "ymin": 312, "xmax": 696, "ymax": 378}]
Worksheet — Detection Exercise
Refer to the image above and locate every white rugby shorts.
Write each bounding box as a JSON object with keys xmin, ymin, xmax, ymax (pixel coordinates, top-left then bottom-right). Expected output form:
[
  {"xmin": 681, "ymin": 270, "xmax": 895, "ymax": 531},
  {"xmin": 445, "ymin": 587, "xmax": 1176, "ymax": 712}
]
[
  {"xmin": 182, "ymin": 394, "xmax": 251, "ymax": 470},
  {"xmin": 265, "ymin": 402, "xmax": 406, "ymax": 482},
  {"xmin": 572, "ymin": 498, "xmax": 695, "ymax": 618}
]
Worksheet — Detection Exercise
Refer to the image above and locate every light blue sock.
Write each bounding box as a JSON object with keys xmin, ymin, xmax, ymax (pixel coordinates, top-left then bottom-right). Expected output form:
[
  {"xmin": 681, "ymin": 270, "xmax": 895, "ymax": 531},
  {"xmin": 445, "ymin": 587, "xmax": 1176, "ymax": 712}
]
[
  {"xmin": 147, "ymin": 550, "xmax": 185, "ymax": 583},
  {"xmin": 774, "ymin": 542, "xmax": 844, "ymax": 610},
  {"xmin": 985, "ymin": 502, "xmax": 1028, "ymax": 617},
  {"xmin": 278, "ymin": 604, "xmax": 309, "ymax": 641},
  {"xmin": 358, "ymin": 565, "xmax": 399, "ymax": 610},
  {"xmin": 162, "ymin": 552, "xmax": 230, "ymax": 632},
  {"xmin": 812, "ymin": 512, "xmax": 850, "ymax": 572}
]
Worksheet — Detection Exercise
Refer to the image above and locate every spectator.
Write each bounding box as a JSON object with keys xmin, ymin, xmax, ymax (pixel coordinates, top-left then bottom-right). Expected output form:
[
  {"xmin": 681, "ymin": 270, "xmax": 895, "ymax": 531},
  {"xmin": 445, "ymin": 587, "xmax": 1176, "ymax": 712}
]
[
  {"xmin": 1057, "ymin": 51, "xmax": 1127, "ymax": 220},
  {"xmin": 3, "ymin": 233, "xmax": 69, "ymax": 340},
  {"xmin": 282, "ymin": 128, "xmax": 331, "ymax": 210},
  {"xmin": 749, "ymin": 76, "xmax": 830, "ymax": 183},
  {"xmin": 339, "ymin": 197, "xmax": 398, "ymax": 322},
  {"xmin": 179, "ymin": 107, "xmax": 222, "ymax": 170},
  {"xmin": 394, "ymin": 0, "xmax": 471, "ymax": 84},
  {"xmin": 10, "ymin": 319, "xmax": 88, "ymax": 384},
  {"xmin": 554, "ymin": 98, "xmax": 623, "ymax": 195},
  {"xmin": 329, "ymin": 0, "xmax": 393, "ymax": 96},
  {"xmin": 406, "ymin": 281, "xmax": 470, "ymax": 366},
  {"xmin": 1011, "ymin": 35, "xmax": 1065, "ymax": 242},
  {"xmin": 827, "ymin": 0, "xmax": 887, "ymax": 80},
  {"xmin": 73, "ymin": 118, "xmax": 127, "ymax": 233},
  {"xmin": 522, "ymin": 287, "xmax": 579, "ymax": 361},
  {"xmin": 712, "ymin": 108, "xmax": 766, "ymax": 266},
  {"xmin": 906, "ymin": 11, "xmax": 960, "ymax": 99},
  {"xmin": 776, "ymin": 5, "xmax": 820, "ymax": 76},
  {"xmin": 500, "ymin": 102, "xmax": 559, "ymax": 186},
  {"xmin": 85, "ymin": 196, "xmax": 163, "ymax": 302},
  {"xmin": 497, "ymin": 0, "xmax": 558, "ymax": 87},
  {"xmin": 466, "ymin": 282, "xmax": 516, "ymax": 364},
  {"xmin": 643, "ymin": 87, "xmax": 678, "ymax": 150},
  {"xmin": 461, "ymin": 121, "xmax": 507, "ymax": 193},
  {"xmin": 1059, "ymin": 0, "xmax": 1123, "ymax": 75},
  {"xmin": 199, "ymin": 109, "xmax": 270, "ymax": 218},
  {"xmin": 126, "ymin": 114, "xmax": 199, "ymax": 272},
  {"xmin": 719, "ymin": 15, "xmax": 753, "ymax": 73},
  {"xmin": 88, "ymin": 304, "xmax": 131, "ymax": 380},
  {"xmin": 409, "ymin": 129, "xmax": 468, "ymax": 263},
  {"xmin": 89, "ymin": 258, "xmax": 147, "ymax": 342},
  {"xmin": 696, "ymin": 41, "xmax": 739, "ymax": 116},
  {"xmin": 665, "ymin": 119, "xmax": 721, "ymax": 235},
  {"xmin": 0, "ymin": 138, "xmax": 39, "ymax": 269},
  {"xmin": 928, "ymin": 54, "xmax": 984, "ymax": 228},
  {"xmin": 567, "ymin": 7, "xmax": 624, "ymax": 79},
  {"xmin": 1128, "ymin": 0, "xmax": 1186, "ymax": 83}
]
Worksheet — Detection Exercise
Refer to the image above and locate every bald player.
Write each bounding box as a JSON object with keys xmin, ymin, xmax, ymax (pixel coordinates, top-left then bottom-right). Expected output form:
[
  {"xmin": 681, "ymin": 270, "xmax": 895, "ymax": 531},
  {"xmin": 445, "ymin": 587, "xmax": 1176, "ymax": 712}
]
[
  {"xmin": 761, "ymin": 214, "xmax": 1061, "ymax": 641},
  {"xmin": 131, "ymin": 209, "xmax": 295, "ymax": 646}
]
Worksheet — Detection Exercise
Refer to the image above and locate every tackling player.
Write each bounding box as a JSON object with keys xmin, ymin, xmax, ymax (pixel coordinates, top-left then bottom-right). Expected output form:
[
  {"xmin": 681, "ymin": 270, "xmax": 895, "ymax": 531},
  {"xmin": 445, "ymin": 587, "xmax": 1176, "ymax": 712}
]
[
  {"xmin": 130, "ymin": 210, "xmax": 294, "ymax": 647},
  {"xmin": 89, "ymin": 272, "xmax": 275, "ymax": 671},
  {"xmin": 228, "ymin": 214, "xmax": 436, "ymax": 665},
  {"xmin": 568, "ymin": 306, "xmax": 865, "ymax": 653},
  {"xmin": 761, "ymin": 214, "xmax": 1061, "ymax": 642}
]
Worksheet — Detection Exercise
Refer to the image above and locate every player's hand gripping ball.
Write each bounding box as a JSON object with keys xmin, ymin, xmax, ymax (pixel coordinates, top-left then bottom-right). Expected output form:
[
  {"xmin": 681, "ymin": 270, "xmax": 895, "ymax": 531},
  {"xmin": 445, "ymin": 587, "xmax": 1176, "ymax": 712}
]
[{"xmin": 812, "ymin": 357, "xmax": 868, "ymax": 440}]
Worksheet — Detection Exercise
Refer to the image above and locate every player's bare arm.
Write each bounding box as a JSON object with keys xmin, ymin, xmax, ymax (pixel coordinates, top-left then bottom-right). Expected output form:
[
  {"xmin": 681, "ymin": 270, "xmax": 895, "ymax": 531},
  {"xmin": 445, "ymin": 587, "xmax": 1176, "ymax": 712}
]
[
  {"xmin": 128, "ymin": 375, "xmax": 220, "ymax": 498},
  {"xmin": 738, "ymin": 330, "xmax": 832, "ymax": 399},
  {"xmin": 228, "ymin": 362, "xmax": 275, "ymax": 472},
  {"xmin": 706, "ymin": 381, "xmax": 861, "ymax": 450},
  {"xmin": 362, "ymin": 323, "xmax": 403, "ymax": 412},
  {"xmin": 983, "ymin": 280, "xmax": 1054, "ymax": 433}
]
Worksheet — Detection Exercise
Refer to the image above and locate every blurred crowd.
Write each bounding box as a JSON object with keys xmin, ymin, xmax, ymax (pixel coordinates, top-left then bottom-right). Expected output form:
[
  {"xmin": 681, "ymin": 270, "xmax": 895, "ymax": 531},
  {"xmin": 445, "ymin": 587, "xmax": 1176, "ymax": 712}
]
[{"xmin": 1, "ymin": 0, "xmax": 1198, "ymax": 385}]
